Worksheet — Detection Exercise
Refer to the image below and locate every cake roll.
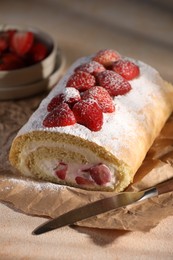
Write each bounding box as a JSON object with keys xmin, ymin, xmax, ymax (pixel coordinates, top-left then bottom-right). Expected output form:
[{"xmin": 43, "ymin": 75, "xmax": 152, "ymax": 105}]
[{"xmin": 9, "ymin": 49, "xmax": 173, "ymax": 192}]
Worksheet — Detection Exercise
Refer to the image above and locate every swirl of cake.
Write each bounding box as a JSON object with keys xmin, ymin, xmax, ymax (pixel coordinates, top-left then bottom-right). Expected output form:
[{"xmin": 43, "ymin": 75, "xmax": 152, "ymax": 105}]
[{"xmin": 9, "ymin": 49, "xmax": 173, "ymax": 192}]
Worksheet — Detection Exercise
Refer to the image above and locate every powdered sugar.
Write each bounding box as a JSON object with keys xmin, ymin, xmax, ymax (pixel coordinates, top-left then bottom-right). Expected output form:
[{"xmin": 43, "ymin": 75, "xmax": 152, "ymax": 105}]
[
  {"xmin": 63, "ymin": 88, "xmax": 80, "ymax": 103},
  {"xmin": 0, "ymin": 176, "xmax": 65, "ymax": 191}
]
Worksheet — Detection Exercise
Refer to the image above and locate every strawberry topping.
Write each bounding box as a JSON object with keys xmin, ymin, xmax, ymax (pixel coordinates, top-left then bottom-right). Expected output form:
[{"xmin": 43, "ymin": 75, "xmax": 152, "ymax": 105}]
[
  {"xmin": 75, "ymin": 176, "xmax": 94, "ymax": 185},
  {"xmin": 47, "ymin": 94, "xmax": 64, "ymax": 112},
  {"xmin": 72, "ymin": 99, "xmax": 103, "ymax": 131},
  {"xmin": 11, "ymin": 31, "xmax": 34, "ymax": 56},
  {"xmin": 43, "ymin": 103, "xmax": 76, "ymax": 127},
  {"xmin": 63, "ymin": 88, "xmax": 81, "ymax": 105},
  {"xmin": 97, "ymin": 70, "xmax": 132, "ymax": 96},
  {"xmin": 47, "ymin": 88, "xmax": 81, "ymax": 112},
  {"xmin": 92, "ymin": 49, "xmax": 121, "ymax": 67},
  {"xmin": 89, "ymin": 163, "xmax": 111, "ymax": 185},
  {"xmin": 82, "ymin": 86, "xmax": 115, "ymax": 113},
  {"xmin": 43, "ymin": 49, "xmax": 140, "ymax": 131},
  {"xmin": 112, "ymin": 59, "xmax": 140, "ymax": 80},
  {"xmin": 66, "ymin": 71, "xmax": 96, "ymax": 91},
  {"xmin": 75, "ymin": 61, "xmax": 105, "ymax": 76},
  {"xmin": 54, "ymin": 162, "xmax": 67, "ymax": 180}
]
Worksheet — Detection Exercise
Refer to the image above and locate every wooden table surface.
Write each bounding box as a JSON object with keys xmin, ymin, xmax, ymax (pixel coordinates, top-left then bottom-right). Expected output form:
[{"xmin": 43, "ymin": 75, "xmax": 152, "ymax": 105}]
[{"xmin": 0, "ymin": 1, "xmax": 173, "ymax": 259}]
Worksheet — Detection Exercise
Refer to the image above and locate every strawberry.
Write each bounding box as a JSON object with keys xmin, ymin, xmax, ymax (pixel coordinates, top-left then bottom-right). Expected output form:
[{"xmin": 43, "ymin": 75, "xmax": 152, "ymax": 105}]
[
  {"xmin": 75, "ymin": 176, "xmax": 94, "ymax": 185},
  {"xmin": 47, "ymin": 94, "xmax": 64, "ymax": 112},
  {"xmin": 47, "ymin": 88, "xmax": 81, "ymax": 112},
  {"xmin": 112, "ymin": 59, "xmax": 140, "ymax": 80},
  {"xmin": 72, "ymin": 99, "xmax": 103, "ymax": 131},
  {"xmin": 66, "ymin": 71, "xmax": 96, "ymax": 92},
  {"xmin": 0, "ymin": 33, "xmax": 9, "ymax": 53},
  {"xmin": 82, "ymin": 86, "xmax": 115, "ymax": 113},
  {"xmin": 54, "ymin": 162, "xmax": 67, "ymax": 180},
  {"xmin": 92, "ymin": 49, "xmax": 121, "ymax": 67},
  {"xmin": 29, "ymin": 42, "xmax": 48, "ymax": 63},
  {"xmin": 63, "ymin": 88, "xmax": 81, "ymax": 105},
  {"xmin": 97, "ymin": 70, "xmax": 132, "ymax": 96},
  {"xmin": 11, "ymin": 31, "xmax": 34, "ymax": 56},
  {"xmin": 6, "ymin": 29, "xmax": 17, "ymax": 41},
  {"xmin": 75, "ymin": 61, "xmax": 105, "ymax": 76},
  {"xmin": 43, "ymin": 103, "xmax": 76, "ymax": 127},
  {"xmin": 89, "ymin": 163, "xmax": 111, "ymax": 185},
  {"xmin": 0, "ymin": 53, "xmax": 24, "ymax": 70}
]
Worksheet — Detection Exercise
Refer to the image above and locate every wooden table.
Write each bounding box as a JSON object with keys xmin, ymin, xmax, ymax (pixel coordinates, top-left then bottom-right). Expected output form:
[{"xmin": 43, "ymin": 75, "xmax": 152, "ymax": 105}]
[{"xmin": 1, "ymin": 1, "xmax": 173, "ymax": 259}]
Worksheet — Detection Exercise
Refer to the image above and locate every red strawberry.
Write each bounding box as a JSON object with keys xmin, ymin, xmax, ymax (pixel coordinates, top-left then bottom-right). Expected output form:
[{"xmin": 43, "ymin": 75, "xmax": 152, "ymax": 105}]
[
  {"xmin": 97, "ymin": 70, "xmax": 132, "ymax": 96},
  {"xmin": 0, "ymin": 33, "xmax": 9, "ymax": 53},
  {"xmin": 92, "ymin": 49, "xmax": 121, "ymax": 67},
  {"xmin": 11, "ymin": 31, "xmax": 34, "ymax": 56},
  {"xmin": 47, "ymin": 94, "xmax": 64, "ymax": 112},
  {"xmin": 6, "ymin": 29, "xmax": 17, "ymax": 41},
  {"xmin": 63, "ymin": 88, "xmax": 81, "ymax": 105},
  {"xmin": 112, "ymin": 59, "xmax": 140, "ymax": 80},
  {"xmin": 0, "ymin": 53, "xmax": 24, "ymax": 70},
  {"xmin": 47, "ymin": 88, "xmax": 81, "ymax": 112},
  {"xmin": 43, "ymin": 103, "xmax": 76, "ymax": 127},
  {"xmin": 73, "ymin": 99, "xmax": 103, "ymax": 131},
  {"xmin": 75, "ymin": 176, "xmax": 94, "ymax": 185},
  {"xmin": 66, "ymin": 71, "xmax": 96, "ymax": 91},
  {"xmin": 89, "ymin": 163, "xmax": 111, "ymax": 185},
  {"xmin": 29, "ymin": 42, "xmax": 48, "ymax": 63},
  {"xmin": 75, "ymin": 61, "xmax": 105, "ymax": 76},
  {"xmin": 82, "ymin": 86, "xmax": 115, "ymax": 113},
  {"xmin": 54, "ymin": 162, "xmax": 67, "ymax": 180}
]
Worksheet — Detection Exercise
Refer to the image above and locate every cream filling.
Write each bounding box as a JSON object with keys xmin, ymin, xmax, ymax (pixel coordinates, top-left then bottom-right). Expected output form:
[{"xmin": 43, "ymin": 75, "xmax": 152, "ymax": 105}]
[
  {"xmin": 39, "ymin": 159, "xmax": 116, "ymax": 188},
  {"xmin": 19, "ymin": 140, "xmax": 117, "ymax": 188}
]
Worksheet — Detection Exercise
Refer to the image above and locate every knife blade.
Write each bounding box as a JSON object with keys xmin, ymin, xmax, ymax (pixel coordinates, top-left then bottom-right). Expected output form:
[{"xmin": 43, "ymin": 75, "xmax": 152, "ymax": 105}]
[{"xmin": 32, "ymin": 177, "xmax": 173, "ymax": 235}]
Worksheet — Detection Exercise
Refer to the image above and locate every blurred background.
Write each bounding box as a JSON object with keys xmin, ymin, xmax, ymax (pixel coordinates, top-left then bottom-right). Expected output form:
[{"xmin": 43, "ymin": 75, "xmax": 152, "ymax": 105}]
[{"xmin": 0, "ymin": 0, "xmax": 173, "ymax": 81}]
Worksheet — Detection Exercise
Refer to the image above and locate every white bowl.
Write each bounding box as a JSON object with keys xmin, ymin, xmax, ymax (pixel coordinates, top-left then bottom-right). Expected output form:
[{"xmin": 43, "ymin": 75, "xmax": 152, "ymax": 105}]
[{"xmin": 0, "ymin": 24, "xmax": 57, "ymax": 88}]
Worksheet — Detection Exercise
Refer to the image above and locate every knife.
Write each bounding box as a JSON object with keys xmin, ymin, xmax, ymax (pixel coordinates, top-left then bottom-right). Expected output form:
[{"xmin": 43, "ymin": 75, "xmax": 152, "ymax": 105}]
[{"xmin": 32, "ymin": 177, "xmax": 173, "ymax": 235}]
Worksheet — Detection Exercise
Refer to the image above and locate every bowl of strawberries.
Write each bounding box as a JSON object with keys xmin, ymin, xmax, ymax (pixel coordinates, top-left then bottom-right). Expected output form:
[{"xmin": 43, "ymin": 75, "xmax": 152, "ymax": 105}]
[{"xmin": 0, "ymin": 24, "xmax": 64, "ymax": 99}]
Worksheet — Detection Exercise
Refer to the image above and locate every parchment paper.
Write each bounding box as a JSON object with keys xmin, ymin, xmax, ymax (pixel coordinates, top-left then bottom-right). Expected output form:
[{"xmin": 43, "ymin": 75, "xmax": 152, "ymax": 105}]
[{"xmin": 0, "ymin": 98, "xmax": 173, "ymax": 231}]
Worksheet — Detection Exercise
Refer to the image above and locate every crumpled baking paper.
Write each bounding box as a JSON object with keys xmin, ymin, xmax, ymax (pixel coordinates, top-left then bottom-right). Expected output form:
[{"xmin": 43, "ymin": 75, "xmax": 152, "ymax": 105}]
[{"xmin": 0, "ymin": 113, "xmax": 173, "ymax": 231}]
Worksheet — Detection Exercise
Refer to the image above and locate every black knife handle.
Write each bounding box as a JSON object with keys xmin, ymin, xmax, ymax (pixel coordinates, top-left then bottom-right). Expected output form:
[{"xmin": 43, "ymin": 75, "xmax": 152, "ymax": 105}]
[{"xmin": 156, "ymin": 177, "xmax": 173, "ymax": 195}]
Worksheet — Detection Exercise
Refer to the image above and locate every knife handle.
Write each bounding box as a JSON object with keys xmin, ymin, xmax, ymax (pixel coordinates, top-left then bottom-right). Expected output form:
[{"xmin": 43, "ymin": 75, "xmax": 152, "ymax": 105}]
[{"xmin": 156, "ymin": 178, "xmax": 173, "ymax": 195}]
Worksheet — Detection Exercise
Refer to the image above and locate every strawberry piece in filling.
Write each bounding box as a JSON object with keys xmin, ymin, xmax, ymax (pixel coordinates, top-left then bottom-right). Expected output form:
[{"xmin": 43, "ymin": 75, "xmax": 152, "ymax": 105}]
[
  {"xmin": 75, "ymin": 176, "xmax": 94, "ymax": 185},
  {"xmin": 54, "ymin": 162, "xmax": 68, "ymax": 180},
  {"xmin": 52, "ymin": 161, "xmax": 113, "ymax": 188},
  {"xmin": 88, "ymin": 163, "xmax": 111, "ymax": 185}
]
